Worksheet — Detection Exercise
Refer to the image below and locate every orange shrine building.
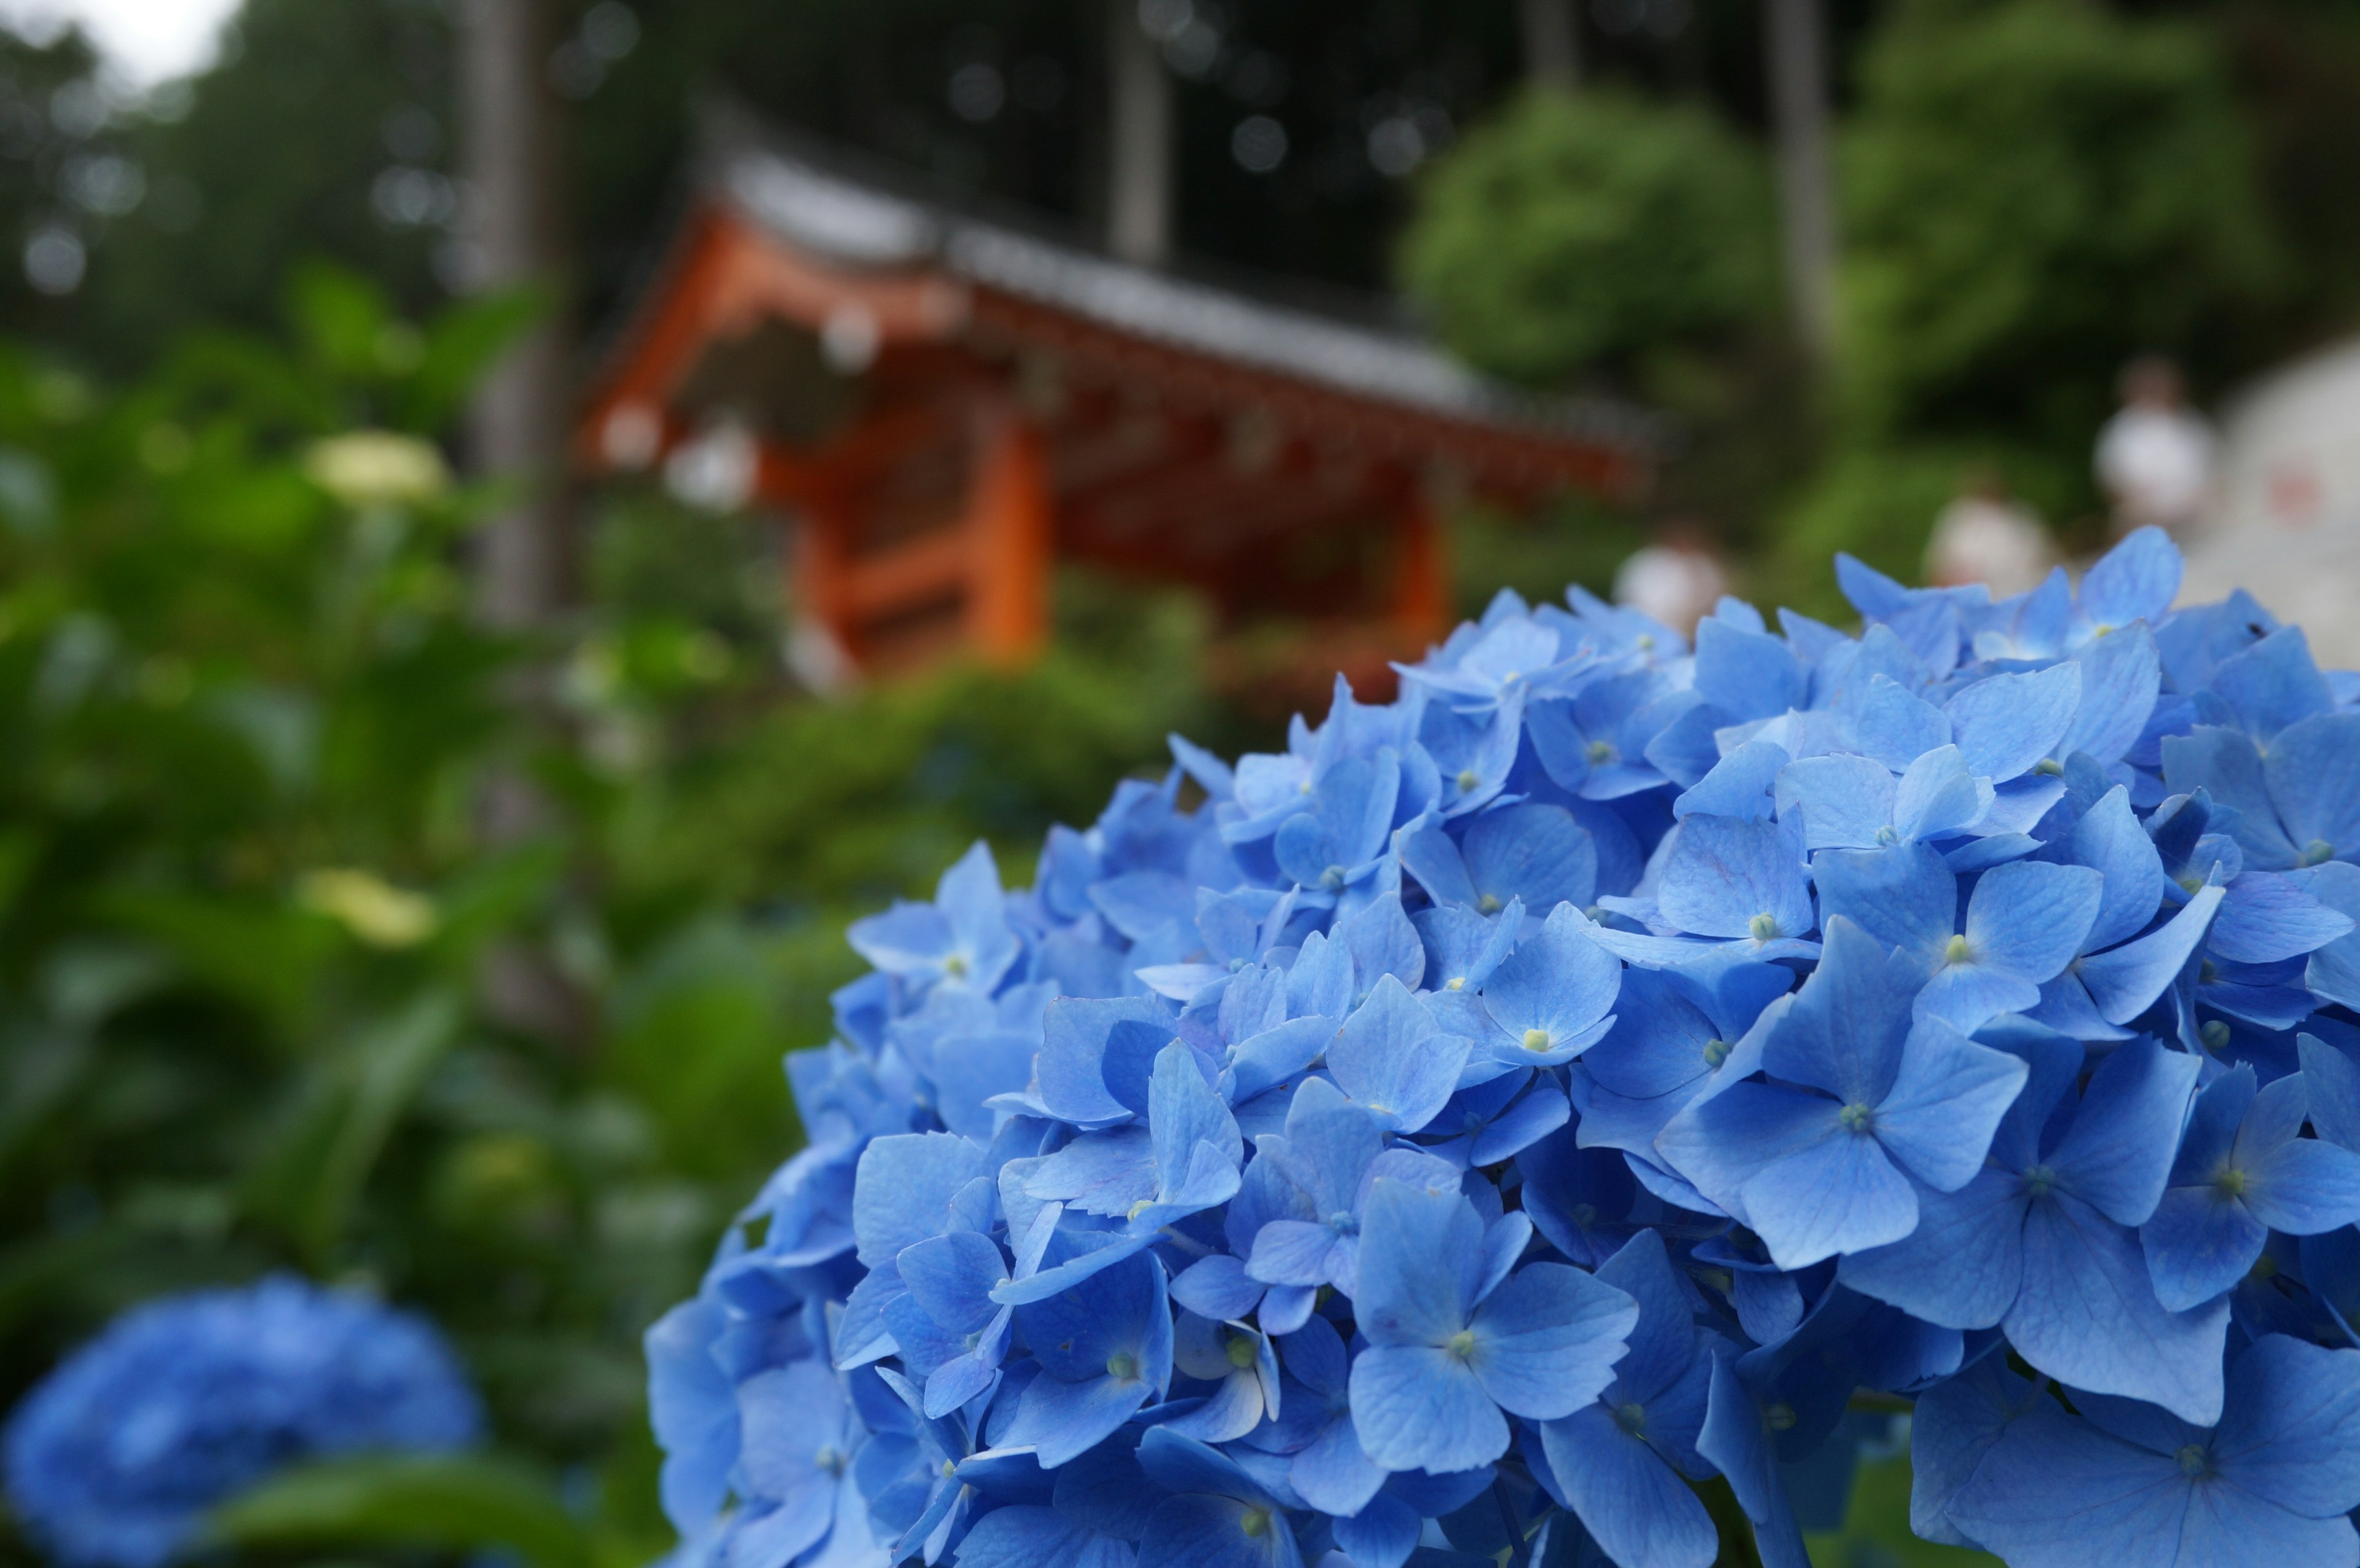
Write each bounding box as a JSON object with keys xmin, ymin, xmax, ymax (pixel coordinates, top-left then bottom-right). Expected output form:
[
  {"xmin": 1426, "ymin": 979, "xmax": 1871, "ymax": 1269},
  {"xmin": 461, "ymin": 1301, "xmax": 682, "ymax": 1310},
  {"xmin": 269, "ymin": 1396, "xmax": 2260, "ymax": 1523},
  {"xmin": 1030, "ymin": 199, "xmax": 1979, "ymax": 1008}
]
[{"xmin": 580, "ymin": 117, "xmax": 1657, "ymax": 688}]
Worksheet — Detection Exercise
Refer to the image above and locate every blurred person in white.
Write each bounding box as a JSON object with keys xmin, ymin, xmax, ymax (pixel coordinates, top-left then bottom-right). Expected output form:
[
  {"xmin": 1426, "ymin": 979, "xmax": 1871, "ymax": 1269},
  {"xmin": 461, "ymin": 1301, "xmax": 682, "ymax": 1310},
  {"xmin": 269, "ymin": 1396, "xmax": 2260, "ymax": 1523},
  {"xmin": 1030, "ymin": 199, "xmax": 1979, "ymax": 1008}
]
[
  {"xmin": 1613, "ymin": 515, "xmax": 1728, "ymax": 637},
  {"xmin": 2096, "ymin": 355, "xmax": 2216, "ymax": 538},
  {"xmin": 1926, "ymin": 465, "xmax": 2057, "ymax": 597}
]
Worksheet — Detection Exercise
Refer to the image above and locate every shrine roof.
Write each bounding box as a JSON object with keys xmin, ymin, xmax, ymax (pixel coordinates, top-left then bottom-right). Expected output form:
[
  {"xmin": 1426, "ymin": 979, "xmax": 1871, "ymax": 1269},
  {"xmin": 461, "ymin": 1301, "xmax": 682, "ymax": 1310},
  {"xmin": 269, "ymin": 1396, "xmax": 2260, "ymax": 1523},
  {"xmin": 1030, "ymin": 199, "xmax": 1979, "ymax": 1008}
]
[{"xmin": 696, "ymin": 112, "xmax": 1660, "ymax": 461}]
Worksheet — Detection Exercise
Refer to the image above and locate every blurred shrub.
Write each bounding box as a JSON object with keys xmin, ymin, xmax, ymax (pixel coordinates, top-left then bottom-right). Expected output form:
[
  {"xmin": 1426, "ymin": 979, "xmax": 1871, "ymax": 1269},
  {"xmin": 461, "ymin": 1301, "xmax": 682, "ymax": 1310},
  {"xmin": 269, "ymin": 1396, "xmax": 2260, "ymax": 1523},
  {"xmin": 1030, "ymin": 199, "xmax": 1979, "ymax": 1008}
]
[
  {"xmin": 0, "ymin": 269, "xmax": 702, "ymax": 1567},
  {"xmin": 1761, "ymin": 439, "xmax": 2083, "ymax": 618},
  {"xmin": 0, "ymin": 266, "xmax": 1221, "ymax": 1568},
  {"xmin": 1841, "ymin": 0, "xmax": 2278, "ymax": 458},
  {"xmin": 1400, "ymin": 88, "xmax": 1777, "ymax": 385}
]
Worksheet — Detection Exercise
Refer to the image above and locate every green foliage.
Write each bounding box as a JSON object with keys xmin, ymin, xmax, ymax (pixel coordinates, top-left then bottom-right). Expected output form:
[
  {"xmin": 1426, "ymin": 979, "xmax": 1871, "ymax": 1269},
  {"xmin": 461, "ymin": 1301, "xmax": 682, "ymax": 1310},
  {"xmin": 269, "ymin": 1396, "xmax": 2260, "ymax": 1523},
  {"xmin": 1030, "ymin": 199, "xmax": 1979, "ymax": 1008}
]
[
  {"xmin": 208, "ymin": 1454, "xmax": 595, "ymax": 1568},
  {"xmin": 1840, "ymin": 0, "xmax": 2278, "ymax": 456},
  {"xmin": 1763, "ymin": 439, "xmax": 2082, "ymax": 617},
  {"xmin": 1449, "ymin": 495, "xmax": 1648, "ymax": 619},
  {"xmin": 0, "ymin": 263, "xmax": 1237, "ymax": 1568},
  {"xmin": 1400, "ymin": 88, "xmax": 1777, "ymax": 385}
]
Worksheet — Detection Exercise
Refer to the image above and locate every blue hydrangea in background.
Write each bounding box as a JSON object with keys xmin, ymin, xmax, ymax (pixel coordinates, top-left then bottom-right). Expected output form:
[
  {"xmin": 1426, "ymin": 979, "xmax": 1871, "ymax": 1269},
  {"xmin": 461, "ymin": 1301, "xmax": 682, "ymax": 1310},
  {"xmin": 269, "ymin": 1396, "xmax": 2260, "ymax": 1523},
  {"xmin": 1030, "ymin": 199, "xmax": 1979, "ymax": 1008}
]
[
  {"xmin": 4, "ymin": 1275, "xmax": 483, "ymax": 1568},
  {"xmin": 647, "ymin": 528, "xmax": 2360, "ymax": 1568}
]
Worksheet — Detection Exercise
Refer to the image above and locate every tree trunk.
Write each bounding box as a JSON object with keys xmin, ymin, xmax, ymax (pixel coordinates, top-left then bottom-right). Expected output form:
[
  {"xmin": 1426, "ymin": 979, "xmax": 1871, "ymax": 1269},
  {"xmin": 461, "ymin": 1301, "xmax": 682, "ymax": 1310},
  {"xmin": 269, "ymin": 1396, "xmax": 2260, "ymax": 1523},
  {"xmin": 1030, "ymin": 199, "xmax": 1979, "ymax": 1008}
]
[
  {"xmin": 457, "ymin": 0, "xmax": 588, "ymax": 1045},
  {"xmin": 1520, "ymin": 0, "xmax": 1581, "ymax": 90},
  {"xmin": 1105, "ymin": 0, "xmax": 1172, "ymax": 267},
  {"xmin": 1764, "ymin": 0, "xmax": 1838, "ymax": 361},
  {"xmin": 461, "ymin": 0, "xmax": 573, "ymax": 629}
]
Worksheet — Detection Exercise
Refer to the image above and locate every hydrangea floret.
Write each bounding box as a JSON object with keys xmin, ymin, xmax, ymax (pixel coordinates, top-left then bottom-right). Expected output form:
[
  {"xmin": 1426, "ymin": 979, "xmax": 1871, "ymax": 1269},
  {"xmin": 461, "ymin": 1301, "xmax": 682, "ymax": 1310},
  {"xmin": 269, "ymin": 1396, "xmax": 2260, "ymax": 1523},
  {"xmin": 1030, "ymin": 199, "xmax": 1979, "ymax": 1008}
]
[
  {"xmin": 3, "ymin": 1275, "xmax": 483, "ymax": 1568},
  {"xmin": 647, "ymin": 528, "xmax": 2360, "ymax": 1568}
]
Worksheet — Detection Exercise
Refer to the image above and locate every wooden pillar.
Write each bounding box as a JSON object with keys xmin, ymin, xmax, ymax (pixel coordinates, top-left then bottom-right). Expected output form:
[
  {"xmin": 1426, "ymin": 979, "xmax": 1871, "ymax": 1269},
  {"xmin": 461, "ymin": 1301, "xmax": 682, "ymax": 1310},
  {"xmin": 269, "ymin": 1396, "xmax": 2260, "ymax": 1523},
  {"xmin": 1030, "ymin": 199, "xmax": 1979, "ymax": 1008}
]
[
  {"xmin": 1395, "ymin": 483, "xmax": 1453, "ymax": 650},
  {"xmin": 965, "ymin": 406, "xmax": 1054, "ymax": 665}
]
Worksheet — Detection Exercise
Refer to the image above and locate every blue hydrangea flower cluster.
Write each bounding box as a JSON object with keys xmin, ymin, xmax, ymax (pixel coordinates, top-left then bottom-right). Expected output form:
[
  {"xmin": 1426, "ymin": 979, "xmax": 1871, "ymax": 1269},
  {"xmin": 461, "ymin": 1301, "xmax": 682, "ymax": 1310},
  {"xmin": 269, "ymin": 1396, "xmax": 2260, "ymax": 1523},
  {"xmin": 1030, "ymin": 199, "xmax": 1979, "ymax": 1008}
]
[
  {"xmin": 647, "ymin": 527, "xmax": 2360, "ymax": 1568},
  {"xmin": 4, "ymin": 1276, "xmax": 483, "ymax": 1568}
]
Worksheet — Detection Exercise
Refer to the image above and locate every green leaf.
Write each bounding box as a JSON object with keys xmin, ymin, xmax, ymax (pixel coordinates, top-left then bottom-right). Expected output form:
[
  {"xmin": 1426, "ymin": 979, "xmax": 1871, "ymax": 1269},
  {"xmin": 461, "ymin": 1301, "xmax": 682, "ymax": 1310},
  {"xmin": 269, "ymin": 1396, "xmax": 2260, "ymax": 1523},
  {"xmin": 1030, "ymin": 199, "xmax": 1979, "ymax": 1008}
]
[
  {"xmin": 246, "ymin": 990, "xmax": 464, "ymax": 1260},
  {"xmin": 305, "ymin": 990, "xmax": 463, "ymax": 1254},
  {"xmin": 208, "ymin": 1452, "xmax": 594, "ymax": 1568},
  {"xmin": 402, "ymin": 286, "xmax": 548, "ymax": 431},
  {"xmin": 289, "ymin": 263, "xmax": 396, "ymax": 383}
]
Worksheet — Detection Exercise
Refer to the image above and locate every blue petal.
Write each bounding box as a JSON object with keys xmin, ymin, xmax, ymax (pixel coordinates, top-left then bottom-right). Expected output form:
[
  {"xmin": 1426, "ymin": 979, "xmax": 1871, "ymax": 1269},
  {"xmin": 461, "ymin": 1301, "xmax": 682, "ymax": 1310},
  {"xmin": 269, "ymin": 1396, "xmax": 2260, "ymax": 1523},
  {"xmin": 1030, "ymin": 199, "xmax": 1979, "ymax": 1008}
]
[
  {"xmin": 1962, "ymin": 860, "xmax": 2102, "ymax": 983},
  {"xmin": 1696, "ymin": 1355, "xmax": 1812, "ymax": 1568},
  {"xmin": 1913, "ymin": 962, "xmax": 2042, "ymax": 1033},
  {"xmin": 1892, "ymin": 744, "xmax": 1989, "ymax": 841},
  {"xmin": 1398, "ymin": 822, "xmax": 1477, "ymax": 908},
  {"xmin": 1945, "ymin": 1405, "xmax": 2192, "ymax": 1568},
  {"xmin": 1655, "ymin": 813, "xmax": 1814, "ymax": 941},
  {"xmin": 1001, "ymin": 1367, "xmax": 1159, "ymax": 1468},
  {"xmin": 1873, "ymin": 1017, "xmax": 2029, "ymax": 1192},
  {"xmin": 1479, "ymin": 902, "xmax": 1622, "ymax": 1060},
  {"xmin": 1774, "ymin": 753, "xmax": 1895, "ymax": 852},
  {"xmin": 951, "ymin": 1508, "xmax": 1136, "ymax": 1568},
  {"xmin": 2141, "ymin": 1183, "xmax": 2268, "ymax": 1312},
  {"xmin": 1841, "ymin": 675, "xmax": 1951, "ymax": 772},
  {"xmin": 2298, "ymin": 1032, "xmax": 2360, "ymax": 1154},
  {"xmin": 1739, "ymin": 1121, "xmax": 1917, "ymax": 1268},
  {"xmin": 1245, "ymin": 1220, "xmax": 1346, "ymax": 1290},
  {"xmin": 1342, "ymin": 892, "xmax": 1425, "ymax": 996},
  {"xmin": 1906, "ymin": 1354, "xmax": 2037, "ymax": 1547},
  {"xmin": 2008, "ymin": 1190, "xmax": 2229, "ymax": 1424},
  {"xmin": 2294, "ymin": 862, "xmax": 2360, "ymax": 1011},
  {"xmin": 1593, "ymin": 1229, "xmax": 1700, "ymax": 1403},
  {"xmin": 1653, "ymin": 1080, "xmax": 1842, "ymax": 1226},
  {"xmin": 1841, "ymin": 1168, "xmax": 2029, "ymax": 1330},
  {"xmin": 1329, "ymin": 1491, "xmax": 1420, "ymax": 1568},
  {"xmin": 2165, "ymin": 726, "xmax": 2302, "ymax": 868},
  {"xmin": 932, "ymin": 1027, "xmax": 1043, "ymax": 1140},
  {"xmin": 1538, "ymin": 1404, "xmax": 1718, "ymax": 1568},
  {"xmin": 2213, "ymin": 872, "xmax": 2356, "ymax": 964},
  {"xmin": 1347, "ymin": 1343, "xmax": 1507, "ymax": 1473},
  {"xmin": 1223, "ymin": 1015, "xmax": 1334, "ymax": 1105},
  {"xmin": 1288, "ymin": 1411, "xmax": 1387, "ymax": 1517},
  {"xmin": 1276, "ymin": 1085, "xmax": 1382, "ymax": 1213},
  {"xmin": 1811, "ymin": 844, "xmax": 1953, "ymax": 973},
  {"xmin": 1039, "ymin": 997, "xmax": 1176, "ymax": 1127},
  {"xmin": 2267, "ymin": 711, "xmax": 2360, "ymax": 866},
  {"xmin": 1028, "ymin": 1127, "xmax": 1156, "ymax": 1217},
  {"xmin": 1674, "ymin": 739, "xmax": 1788, "ymax": 822},
  {"xmin": 2047, "ymin": 1039, "xmax": 2202, "ymax": 1226},
  {"xmin": 2211, "ymin": 1333, "xmax": 2360, "ymax": 1518},
  {"xmin": 2078, "ymin": 526, "xmax": 2181, "ymax": 632},
  {"xmin": 1353, "ymin": 1178, "xmax": 1482, "ymax": 1346},
  {"xmin": 2058, "ymin": 620, "xmax": 2161, "ymax": 764},
  {"xmin": 1135, "ymin": 1492, "xmax": 1303, "ymax": 1568},
  {"xmin": 1286, "ymin": 930, "xmax": 1355, "ymax": 1020},
  {"xmin": 2069, "ymin": 785, "xmax": 2167, "ymax": 951},
  {"xmin": 1761, "ymin": 916, "xmax": 1923, "ymax": 1105},
  {"xmin": 896, "ymin": 1231, "xmax": 1007, "ymax": 1335},
  {"xmin": 1581, "ymin": 967, "xmax": 1721, "ymax": 1099},
  {"xmin": 1013, "ymin": 1249, "xmax": 1168, "ymax": 1383},
  {"xmin": 1945, "ymin": 663, "xmax": 2083, "ymax": 782},
  {"xmin": 1467, "ymin": 1261, "xmax": 1636, "ymax": 1419},
  {"xmin": 1462, "ymin": 802, "xmax": 1599, "ymax": 911},
  {"xmin": 852, "ymin": 1134, "xmax": 989, "ymax": 1269},
  {"xmin": 2243, "ymin": 1135, "xmax": 2360, "ymax": 1237},
  {"xmin": 1171, "ymin": 1255, "xmax": 1264, "ymax": 1320},
  {"xmin": 2079, "ymin": 880, "xmax": 2225, "ymax": 1025},
  {"xmin": 1329, "ymin": 977, "xmax": 1469, "ymax": 1134},
  {"xmin": 2212, "ymin": 626, "xmax": 2333, "ymax": 743},
  {"xmin": 1694, "ymin": 617, "xmax": 1804, "ymax": 721},
  {"xmin": 1149, "ymin": 1043, "xmax": 1243, "ymax": 1201}
]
